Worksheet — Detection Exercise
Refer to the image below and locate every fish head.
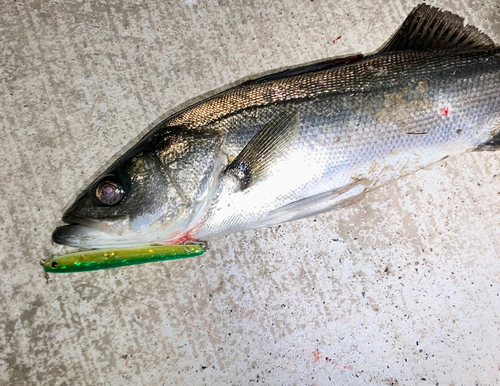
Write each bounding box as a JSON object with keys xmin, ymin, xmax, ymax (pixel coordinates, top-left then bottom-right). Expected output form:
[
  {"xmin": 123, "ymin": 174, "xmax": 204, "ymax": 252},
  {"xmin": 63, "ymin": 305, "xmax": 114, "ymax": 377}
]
[{"xmin": 53, "ymin": 128, "xmax": 224, "ymax": 248}]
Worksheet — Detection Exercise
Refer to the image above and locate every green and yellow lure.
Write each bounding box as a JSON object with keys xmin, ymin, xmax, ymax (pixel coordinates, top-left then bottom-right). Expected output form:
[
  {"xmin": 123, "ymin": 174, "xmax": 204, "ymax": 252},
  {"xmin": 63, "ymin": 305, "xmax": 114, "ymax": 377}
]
[{"xmin": 42, "ymin": 243, "xmax": 206, "ymax": 273}]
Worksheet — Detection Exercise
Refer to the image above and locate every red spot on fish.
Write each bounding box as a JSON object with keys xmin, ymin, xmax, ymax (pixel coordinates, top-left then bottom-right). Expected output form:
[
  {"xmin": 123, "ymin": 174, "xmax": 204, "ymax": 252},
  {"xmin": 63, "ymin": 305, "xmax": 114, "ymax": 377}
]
[
  {"xmin": 162, "ymin": 223, "xmax": 202, "ymax": 245},
  {"xmin": 332, "ymin": 36, "xmax": 342, "ymax": 44},
  {"xmin": 439, "ymin": 107, "xmax": 450, "ymax": 117},
  {"xmin": 312, "ymin": 349, "xmax": 321, "ymax": 363},
  {"xmin": 162, "ymin": 232, "xmax": 195, "ymax": 245},
  {"xmin": 344, "ymin": 365, "xmax": 353, "ymax": 370}
]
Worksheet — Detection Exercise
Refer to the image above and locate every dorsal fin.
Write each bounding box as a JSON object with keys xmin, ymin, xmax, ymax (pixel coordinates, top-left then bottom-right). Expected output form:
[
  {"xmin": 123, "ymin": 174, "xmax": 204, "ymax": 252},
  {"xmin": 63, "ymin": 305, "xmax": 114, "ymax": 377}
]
[
  {"xmin": 241, "ymin": 55, "xmax": 363, "ymax": 86},
  {"xmin": 381, "ymin": 4, "xmax": 495, "ymax": 52}
]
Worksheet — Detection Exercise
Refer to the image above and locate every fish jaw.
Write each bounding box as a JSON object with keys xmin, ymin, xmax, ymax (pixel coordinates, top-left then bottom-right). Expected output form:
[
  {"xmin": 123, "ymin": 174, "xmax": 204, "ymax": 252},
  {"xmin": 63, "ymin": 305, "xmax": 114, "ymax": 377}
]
[
  {"xmin": 52, "ymin": 224, "xmax": 121, "ymax": 248},
  {"xmin": 52, "ymin": 223, "xmax": 177, "ymax": 249},
  {"xmin": 52, "ymin": 210, "xmax": 197, "ymax": 248}
]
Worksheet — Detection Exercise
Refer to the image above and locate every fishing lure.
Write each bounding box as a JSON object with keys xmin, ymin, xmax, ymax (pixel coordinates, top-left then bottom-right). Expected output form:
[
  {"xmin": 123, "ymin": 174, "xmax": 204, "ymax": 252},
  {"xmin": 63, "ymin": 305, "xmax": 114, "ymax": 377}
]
[{"xmin": 42, "ymin": 243, "xmax": 206, "ymax": 273}]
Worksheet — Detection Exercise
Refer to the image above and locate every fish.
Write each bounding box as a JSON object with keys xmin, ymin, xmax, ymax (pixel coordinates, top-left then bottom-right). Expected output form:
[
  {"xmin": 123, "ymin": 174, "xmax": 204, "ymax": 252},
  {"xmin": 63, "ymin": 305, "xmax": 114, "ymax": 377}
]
[{"xmin": 53, "ymin": 4, "xmax": 500, "ymax": 249}]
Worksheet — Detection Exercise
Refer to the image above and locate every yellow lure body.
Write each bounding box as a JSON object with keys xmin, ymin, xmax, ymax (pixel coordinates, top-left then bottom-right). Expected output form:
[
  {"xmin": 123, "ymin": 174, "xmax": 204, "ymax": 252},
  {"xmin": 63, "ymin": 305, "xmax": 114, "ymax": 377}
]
[{"xmin": 43, "ymin": 244, "xmax": 205, "ymax": 273}]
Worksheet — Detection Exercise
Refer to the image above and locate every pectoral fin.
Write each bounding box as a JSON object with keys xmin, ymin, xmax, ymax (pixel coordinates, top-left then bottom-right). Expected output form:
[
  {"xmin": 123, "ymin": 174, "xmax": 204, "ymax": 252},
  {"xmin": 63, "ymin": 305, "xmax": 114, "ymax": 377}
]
[{"xmin": 225, "ymin": 108, "xmax": 300, "ymax": 190}]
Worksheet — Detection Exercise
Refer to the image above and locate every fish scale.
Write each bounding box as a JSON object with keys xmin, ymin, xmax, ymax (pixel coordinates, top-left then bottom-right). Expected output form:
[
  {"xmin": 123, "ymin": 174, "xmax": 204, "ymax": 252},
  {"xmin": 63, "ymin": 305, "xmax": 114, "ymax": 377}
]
[{"xmin": 195, "ymin": 50, "xmax": 500, "ymax": 238}]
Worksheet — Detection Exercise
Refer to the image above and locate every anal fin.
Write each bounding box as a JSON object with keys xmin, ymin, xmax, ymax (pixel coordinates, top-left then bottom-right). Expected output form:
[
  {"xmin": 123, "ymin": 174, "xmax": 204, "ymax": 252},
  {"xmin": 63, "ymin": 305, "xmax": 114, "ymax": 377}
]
[{"xmin": 475, "ymin": 131, "xmax": 500, "ymax": 151}]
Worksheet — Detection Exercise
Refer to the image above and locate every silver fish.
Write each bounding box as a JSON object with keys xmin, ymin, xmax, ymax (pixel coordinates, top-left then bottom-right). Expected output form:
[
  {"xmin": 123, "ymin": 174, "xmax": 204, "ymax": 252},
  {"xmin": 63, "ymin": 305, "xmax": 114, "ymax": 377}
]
[{"xmin": 53, "ymin": 4, "xmax": 500, "ymax": 248}]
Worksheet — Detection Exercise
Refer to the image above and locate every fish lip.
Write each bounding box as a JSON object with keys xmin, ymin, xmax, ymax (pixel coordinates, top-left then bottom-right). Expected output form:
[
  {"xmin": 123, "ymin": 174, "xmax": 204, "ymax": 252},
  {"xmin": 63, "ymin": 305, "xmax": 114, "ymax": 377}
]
[
  {"xmin": 52, "ymin": 225, "xmax": 67, "ymax": 245},
  {"xmin": 55, "ymin": 213, "xmax": 126, "ymax": 247},
  {"xmin": 54, "ymin": 212, "xmax": 102, "ymax": 246},
  {"xmin": 52, "ymin": 224, "xmax": 96, "ymax": 247},
  {"xmin": 61, "ymin": 212, "xmax": 128, "ymax": 231},
  {"xmin": 62, "ymin": 212, "xmax": 100, "ymax": 228}
]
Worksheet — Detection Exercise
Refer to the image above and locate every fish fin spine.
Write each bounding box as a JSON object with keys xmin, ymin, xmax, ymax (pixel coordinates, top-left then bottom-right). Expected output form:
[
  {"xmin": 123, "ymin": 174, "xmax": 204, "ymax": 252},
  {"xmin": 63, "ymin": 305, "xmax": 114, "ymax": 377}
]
[{"xmin": 381, "ymin": 4, "xmax": 495, "ymax": 53}]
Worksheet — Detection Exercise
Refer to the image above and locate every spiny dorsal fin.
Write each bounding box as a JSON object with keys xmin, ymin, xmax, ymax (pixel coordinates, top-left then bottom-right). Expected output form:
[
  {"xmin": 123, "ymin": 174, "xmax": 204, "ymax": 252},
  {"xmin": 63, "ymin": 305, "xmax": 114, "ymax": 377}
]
[
  {"xmin": 225, "ymin": 108, "xmax": 299, "ymax": 190},
  {"xmin": 381, "ymin": 4, "xmax": 495, "ymax": 53}
]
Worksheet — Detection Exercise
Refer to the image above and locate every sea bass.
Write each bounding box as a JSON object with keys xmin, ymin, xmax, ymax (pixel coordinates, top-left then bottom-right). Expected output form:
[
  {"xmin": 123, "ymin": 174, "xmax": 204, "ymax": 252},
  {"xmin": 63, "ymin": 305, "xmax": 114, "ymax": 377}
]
[{"xmin": 53, "ymin": 4, "xmax": 500, "ymax": 248}]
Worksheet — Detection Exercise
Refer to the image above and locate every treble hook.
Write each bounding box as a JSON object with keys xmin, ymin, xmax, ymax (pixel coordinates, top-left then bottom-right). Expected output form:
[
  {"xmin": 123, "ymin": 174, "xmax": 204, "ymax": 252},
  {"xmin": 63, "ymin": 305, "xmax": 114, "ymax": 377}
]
[{"xmin": 183, "ymin": 240, "xmax": 209, "ymax": 253}]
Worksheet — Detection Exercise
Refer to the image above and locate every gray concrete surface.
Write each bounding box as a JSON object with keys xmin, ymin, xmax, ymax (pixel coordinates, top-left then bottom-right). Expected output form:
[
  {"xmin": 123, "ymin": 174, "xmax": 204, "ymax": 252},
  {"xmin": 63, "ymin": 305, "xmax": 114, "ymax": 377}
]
[{"xmin": 1, "ymin": 0, "xmax": 500, "ymax": 385}]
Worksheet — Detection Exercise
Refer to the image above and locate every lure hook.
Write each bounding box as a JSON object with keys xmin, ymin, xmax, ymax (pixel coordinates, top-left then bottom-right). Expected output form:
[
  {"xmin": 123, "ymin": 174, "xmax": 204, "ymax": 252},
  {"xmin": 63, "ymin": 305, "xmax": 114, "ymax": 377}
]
[{"xmin": 183, "ymin": 240, "xmax": 208, "ymax": 253}]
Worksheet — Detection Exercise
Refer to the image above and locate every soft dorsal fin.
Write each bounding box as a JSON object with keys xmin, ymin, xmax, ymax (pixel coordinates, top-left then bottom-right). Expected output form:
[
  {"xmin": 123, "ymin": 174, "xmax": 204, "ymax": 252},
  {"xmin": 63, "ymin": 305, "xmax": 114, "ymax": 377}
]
[{"xmin": 381, "ymin": 4, "xmax": 495, "ymax": 52}]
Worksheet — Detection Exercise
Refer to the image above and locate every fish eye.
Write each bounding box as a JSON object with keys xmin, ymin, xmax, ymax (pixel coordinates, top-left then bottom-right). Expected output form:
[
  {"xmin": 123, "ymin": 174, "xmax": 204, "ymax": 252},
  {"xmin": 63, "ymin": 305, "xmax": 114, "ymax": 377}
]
[
  {"xmin": 95, "ymin": 179, "xmax": 125, "ymax": 206},
  {"xmin": 51, "ymin": 261, "xmax": 58, "ymax": 268}
]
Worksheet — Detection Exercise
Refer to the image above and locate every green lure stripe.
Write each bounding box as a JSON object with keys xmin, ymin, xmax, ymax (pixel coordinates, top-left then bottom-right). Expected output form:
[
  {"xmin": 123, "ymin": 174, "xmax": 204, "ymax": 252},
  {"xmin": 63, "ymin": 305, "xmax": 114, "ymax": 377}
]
[{"xmin": 43, "ymin": 244, "xmax": 206, "ymax": 273}]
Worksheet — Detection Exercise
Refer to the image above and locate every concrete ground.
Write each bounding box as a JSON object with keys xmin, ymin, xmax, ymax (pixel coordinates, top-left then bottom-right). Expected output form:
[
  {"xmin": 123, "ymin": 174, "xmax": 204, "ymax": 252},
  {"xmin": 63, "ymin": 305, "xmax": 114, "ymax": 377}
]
[{"xmin": 2, "ymin": 0, "xmax": 500, "ymax": 385}]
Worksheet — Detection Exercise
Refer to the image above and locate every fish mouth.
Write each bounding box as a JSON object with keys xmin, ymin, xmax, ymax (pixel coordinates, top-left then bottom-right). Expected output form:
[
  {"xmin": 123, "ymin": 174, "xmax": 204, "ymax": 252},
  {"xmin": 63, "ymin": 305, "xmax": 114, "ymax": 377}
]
[
  {"xmin": 52, "ymin": 213, "xmax": 177, "ymax": 248},
  {"xmin": 52, "ymin": 213, "xmax": 127, "ymax": 248},
  {"xmin": 61, "ymin": 212, "xmax": 106, "ymax": 229},
  {"xmin": 52, "ymin": 224, "xmax": 105, "ymax": 247}
]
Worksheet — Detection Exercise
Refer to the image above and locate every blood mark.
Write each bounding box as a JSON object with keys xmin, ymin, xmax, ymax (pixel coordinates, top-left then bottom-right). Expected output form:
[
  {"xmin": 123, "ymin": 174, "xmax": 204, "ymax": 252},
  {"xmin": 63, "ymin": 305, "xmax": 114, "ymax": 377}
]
[
  {"xmin": 332, "ymin": 36, "xmax": 342, "ymax": 44},
  {"xmin": 439, "ymin": 107, "xmax": 450, "ymax": 117}
]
